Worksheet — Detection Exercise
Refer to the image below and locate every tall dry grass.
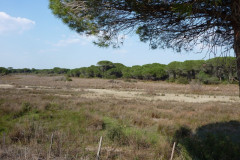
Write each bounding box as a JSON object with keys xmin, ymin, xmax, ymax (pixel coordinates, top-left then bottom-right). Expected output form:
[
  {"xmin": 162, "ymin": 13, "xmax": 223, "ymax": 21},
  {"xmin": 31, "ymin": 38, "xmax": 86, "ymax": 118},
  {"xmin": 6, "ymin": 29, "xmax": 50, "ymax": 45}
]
[{"xmin": 0, "ymin": 75, "xmax": 240, "ymax": 159}]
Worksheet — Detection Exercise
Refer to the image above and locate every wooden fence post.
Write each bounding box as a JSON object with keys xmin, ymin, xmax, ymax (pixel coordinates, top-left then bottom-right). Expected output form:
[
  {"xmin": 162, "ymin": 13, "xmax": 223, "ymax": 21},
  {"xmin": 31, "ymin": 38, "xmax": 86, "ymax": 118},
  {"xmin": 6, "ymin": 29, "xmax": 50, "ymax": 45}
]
[
  {"xmin": 96, "ymin": 136, "xmax": 103, "ymax": 160},
  {"xmin": 25, "ymin": 147, "xmax": 27, "ymax": 160},
  {"xmin": 170, "ymin": 142, "xmax": 176, "ymax": 160}
]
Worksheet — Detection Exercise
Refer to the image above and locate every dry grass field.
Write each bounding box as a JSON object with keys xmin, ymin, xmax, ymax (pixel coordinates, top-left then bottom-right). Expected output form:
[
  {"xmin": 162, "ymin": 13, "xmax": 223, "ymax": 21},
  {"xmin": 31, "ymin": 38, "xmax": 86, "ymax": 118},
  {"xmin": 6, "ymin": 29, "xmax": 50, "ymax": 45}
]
[{"xmin": 0, "ymin": 75, "xmax": 240, "ymax": 159}]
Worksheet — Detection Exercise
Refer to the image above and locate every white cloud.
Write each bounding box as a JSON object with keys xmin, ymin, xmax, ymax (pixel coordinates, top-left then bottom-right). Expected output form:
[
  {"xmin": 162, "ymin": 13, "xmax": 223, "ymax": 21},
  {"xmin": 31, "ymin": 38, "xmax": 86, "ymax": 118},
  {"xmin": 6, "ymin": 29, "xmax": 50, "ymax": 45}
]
[
  {"xmin": 0, "ymin": 12, "xmax": 35, "ymax": 34},
  {"xmin": 38, "ymin": 34, "xmax": 96, "ymax": 54},
  {"xmin": 53, "ymin": 34, "xmax": 96, "ymax": 47}
]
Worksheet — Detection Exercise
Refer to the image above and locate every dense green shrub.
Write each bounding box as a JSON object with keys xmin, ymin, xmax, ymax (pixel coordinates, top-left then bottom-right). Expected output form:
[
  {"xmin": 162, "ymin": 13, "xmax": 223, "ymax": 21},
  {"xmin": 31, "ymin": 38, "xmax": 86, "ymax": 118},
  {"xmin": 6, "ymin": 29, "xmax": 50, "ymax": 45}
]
[
  {"xmin": 207, "ymin": 77, "xmax": 220, "ymax": 84},
  {"xmin": 0, "ymin": 67, "xmax": 9, "ymax": 75},
  {"xmin": 107, "ymin": 126, "xmax": 128, "ymax": 145},
  {"xmin": 176, "ymin": 77, "xmax": 189, "ymax": 84},
  {"xmin": 105, "ymin": 68, "xmax": 123, "ymax": 79},
  {"xmin": 167, "ymin": 77, "xmax": 175, "ymax": 83},
  {"xmin": 197, "ymin": 71, "xmax": 210, "ymax": 83},
  {"xmin": 197, "ymin": 71, "xmax": 220, "ymax": 84}
]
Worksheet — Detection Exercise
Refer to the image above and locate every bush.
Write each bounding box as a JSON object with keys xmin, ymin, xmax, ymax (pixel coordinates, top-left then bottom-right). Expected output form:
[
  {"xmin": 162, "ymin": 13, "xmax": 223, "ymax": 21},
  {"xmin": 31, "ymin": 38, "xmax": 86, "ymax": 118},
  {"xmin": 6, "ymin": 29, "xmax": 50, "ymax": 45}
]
[
  {"xmin": 21, "ymin": 102, "xmax": 32, "ymax": 113},
  {"xmin": 167, "ymin": 77, "xmax": 175, "ymax": 83},
  {"xmin": 197, "ymin": 71, "xmax": 209, "ymax": 83},
  {"xmin": 66, "ymin": 76, "xmax": 72, "ymax": 81},
  {"xmin": 207, "ymin": 77, "xmax": 220, "ymax": 84},
  {"xmin": 107, "ymin": 126, "xmax": 127, "ymax": 145},
  {"xmin": 176, "ymin": 77, "xmax": 189, "ymax": 84},
  {"xmin": 221, "ymin": 80, "xmax": 229, "ymax": 85},
  {"xmin": 13, "ymin": 102, "xmax": 32, "ymax": 118},
  {"xmin": 197, "ymin": 71, "xmax": 220, "ymax": 84}
]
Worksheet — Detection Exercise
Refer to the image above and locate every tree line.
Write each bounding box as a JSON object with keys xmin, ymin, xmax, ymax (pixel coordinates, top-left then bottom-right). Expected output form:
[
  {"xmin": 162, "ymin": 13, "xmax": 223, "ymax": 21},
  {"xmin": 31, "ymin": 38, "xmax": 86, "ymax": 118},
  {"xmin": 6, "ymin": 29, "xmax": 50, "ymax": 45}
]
[
  {"xmin": 0, "ymin": 57, "xmax": 237, "ymax": 84},
  {"xmin": 0, "ymin": 67, "xmax": 70, "ymax": 76}
]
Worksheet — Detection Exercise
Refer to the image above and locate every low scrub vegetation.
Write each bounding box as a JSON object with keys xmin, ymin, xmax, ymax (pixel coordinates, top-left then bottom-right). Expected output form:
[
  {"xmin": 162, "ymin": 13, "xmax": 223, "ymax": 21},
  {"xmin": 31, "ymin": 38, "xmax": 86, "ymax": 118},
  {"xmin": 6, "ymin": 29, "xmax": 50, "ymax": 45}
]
[{"xmin": 0, "ymin": 75, "xmax": 240, "ymax": 159}]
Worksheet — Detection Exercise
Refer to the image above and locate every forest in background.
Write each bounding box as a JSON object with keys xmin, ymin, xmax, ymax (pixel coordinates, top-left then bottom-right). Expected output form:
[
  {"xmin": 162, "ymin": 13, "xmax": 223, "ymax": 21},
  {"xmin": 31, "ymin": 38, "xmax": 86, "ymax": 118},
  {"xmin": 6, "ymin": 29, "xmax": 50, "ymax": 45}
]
[{"xmin": 0, "ymin": 57, "xmax": 237, "ymax": 84}]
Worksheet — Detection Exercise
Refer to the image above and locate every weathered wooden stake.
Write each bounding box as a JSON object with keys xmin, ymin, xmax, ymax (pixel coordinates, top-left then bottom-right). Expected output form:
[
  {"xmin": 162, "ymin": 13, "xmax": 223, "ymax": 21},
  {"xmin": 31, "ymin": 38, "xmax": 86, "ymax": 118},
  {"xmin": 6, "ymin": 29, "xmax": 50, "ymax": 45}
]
[
  {"xmin": 25, "ymin": 147, "xmax": 27, "ymax": 160},
  {"xmin": 96, "ymin": 136, "xmax": 103, "ymax": 160},
  {"xmin": 48, "ymin": 133, "xmax": 54, "ymax": 160},
  {"xmin": 170, "ymin": 142, "xmax": 176, "ymax": 160}
]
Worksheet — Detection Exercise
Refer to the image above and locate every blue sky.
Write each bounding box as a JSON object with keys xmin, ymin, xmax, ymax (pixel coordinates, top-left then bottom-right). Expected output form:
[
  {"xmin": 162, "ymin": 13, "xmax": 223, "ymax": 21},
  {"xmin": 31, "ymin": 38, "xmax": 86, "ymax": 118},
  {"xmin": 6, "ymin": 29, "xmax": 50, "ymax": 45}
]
[{"xmin": 0, "ymin": 0, "xmax": 223, "ymax": 69}]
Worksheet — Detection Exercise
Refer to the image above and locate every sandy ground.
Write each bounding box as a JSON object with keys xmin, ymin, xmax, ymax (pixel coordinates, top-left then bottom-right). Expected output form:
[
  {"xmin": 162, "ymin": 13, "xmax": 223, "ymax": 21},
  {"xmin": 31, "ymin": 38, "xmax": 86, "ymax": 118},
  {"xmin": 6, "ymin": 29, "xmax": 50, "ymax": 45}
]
[
  {"xmin": 85, "ymin": 89, "xmax": 240, "ymax": 103},
  {"xmin": 0, "ymin": 84, "xmax": 14, "ymax": 89},
  {"xmin": 0, "ymin": 83, "xmax": 239, "ymax": 103}
]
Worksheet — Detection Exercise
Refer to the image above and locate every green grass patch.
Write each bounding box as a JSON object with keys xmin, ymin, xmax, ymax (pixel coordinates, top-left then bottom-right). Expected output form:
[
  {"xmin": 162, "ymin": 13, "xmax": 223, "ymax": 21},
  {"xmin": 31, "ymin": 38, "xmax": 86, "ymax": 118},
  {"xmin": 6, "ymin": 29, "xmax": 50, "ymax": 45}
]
[{"xmin": 103, "ymin": 116, "xmax": 161, "ymax": 148}]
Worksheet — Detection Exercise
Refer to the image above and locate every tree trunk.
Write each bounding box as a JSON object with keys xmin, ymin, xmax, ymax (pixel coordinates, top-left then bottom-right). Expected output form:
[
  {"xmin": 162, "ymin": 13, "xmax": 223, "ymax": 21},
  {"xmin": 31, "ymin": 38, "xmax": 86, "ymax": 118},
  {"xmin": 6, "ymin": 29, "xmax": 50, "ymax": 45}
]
[
  {"xmin": 232, "ymin": 0, "xmax": 240, "ymax": 97},
  {"xmin": 187, "ymin": 71, "xmax": 191, "ymax": 81},
  {"xmin": 234, "ymin": 33, "xmax": 240, "ymax": 97},
  {"xmin": 233, "ymin": 26, "xmax": 240, "ymax": 97},
  {"xmin": 192, "ymin": 70, "xmax": 195, "ymax": 79}
]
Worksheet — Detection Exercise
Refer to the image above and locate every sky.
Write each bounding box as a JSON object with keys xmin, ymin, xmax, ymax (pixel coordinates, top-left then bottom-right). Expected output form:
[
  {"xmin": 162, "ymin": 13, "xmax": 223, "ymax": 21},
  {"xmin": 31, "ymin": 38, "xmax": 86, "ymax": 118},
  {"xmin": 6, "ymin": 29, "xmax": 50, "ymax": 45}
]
[{"xmin": 0, "ymin": 0, "xmax": 228, "ymax": 69}]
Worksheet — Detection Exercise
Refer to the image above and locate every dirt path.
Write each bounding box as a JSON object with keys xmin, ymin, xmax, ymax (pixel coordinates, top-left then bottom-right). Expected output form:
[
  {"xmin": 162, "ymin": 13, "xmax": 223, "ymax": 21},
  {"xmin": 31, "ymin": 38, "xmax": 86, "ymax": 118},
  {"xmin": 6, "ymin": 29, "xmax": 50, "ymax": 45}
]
[
  {"xmin": 85, "ymin": 89, "xmax": 240, "ymax": 103},
  {"xmin": 0, "ymin": 84, "xmax": 14, "ymax": 89}
]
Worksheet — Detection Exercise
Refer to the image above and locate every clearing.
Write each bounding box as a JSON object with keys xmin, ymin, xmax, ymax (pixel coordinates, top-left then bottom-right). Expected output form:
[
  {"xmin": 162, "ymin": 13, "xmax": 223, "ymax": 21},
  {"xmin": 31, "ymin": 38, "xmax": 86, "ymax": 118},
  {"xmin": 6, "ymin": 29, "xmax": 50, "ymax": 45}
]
[{"xmin": 0, "ymin": 75, "xmax": 240, "ymax": 160}]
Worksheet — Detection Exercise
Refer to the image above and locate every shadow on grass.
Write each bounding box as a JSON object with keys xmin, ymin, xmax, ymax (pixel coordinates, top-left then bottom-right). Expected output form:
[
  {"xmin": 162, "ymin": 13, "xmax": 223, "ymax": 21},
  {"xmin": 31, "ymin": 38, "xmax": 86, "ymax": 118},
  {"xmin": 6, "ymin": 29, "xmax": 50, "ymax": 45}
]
[{"xmin": 174, "ymin": 121, "xmax": 240, "ymax": 160}]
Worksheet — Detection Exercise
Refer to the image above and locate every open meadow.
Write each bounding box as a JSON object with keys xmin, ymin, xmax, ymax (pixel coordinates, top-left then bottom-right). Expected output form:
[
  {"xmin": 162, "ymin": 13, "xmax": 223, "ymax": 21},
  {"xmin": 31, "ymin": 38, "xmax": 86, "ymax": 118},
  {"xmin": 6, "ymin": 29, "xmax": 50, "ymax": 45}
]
[{"xmin": 0, "ymin": 75, "xmax": 240, "ymax": 160}]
